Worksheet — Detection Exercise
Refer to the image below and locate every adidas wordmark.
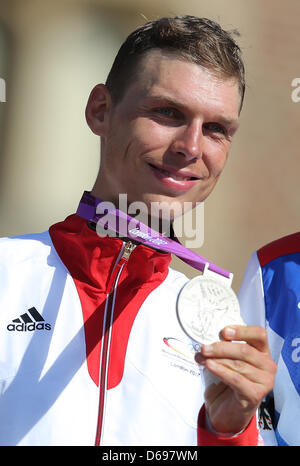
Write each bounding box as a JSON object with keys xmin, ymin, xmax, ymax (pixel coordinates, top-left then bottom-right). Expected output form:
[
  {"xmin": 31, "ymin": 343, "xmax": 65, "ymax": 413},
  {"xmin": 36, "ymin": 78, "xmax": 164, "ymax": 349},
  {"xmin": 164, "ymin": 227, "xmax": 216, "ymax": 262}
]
[{"xmin": 7, "ymin": 307, "xmax": 51, "ymax": 332}]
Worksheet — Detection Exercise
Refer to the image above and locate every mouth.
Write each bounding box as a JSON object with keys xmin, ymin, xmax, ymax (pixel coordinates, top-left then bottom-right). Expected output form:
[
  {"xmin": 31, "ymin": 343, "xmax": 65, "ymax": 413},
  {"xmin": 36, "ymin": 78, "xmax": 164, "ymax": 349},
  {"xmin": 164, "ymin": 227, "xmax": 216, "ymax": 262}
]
[
  {"xmin": 148, "ymin": 163, "xmax": 201, "ymax": 193},
  {"xmin": 148, "ymin": 163, "xmax": 200, "ymax": 181}
]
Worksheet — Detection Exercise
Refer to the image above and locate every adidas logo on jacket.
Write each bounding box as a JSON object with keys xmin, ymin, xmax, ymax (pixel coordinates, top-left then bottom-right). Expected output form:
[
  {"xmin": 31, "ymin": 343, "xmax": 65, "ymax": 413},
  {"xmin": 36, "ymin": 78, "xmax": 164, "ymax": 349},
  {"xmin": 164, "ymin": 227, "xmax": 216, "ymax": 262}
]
[{"xmin": 7, "ymin": 307, "xmax": 51, "ymax": 332}]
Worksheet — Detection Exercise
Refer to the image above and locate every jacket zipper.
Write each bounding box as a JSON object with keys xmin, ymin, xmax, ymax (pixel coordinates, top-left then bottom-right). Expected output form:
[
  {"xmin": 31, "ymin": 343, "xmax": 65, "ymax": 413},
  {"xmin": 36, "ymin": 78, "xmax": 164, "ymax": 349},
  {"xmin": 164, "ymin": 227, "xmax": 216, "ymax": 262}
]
[{"xmin": 94, "ymin": 240, "xmax": 135, "ymax": 445}]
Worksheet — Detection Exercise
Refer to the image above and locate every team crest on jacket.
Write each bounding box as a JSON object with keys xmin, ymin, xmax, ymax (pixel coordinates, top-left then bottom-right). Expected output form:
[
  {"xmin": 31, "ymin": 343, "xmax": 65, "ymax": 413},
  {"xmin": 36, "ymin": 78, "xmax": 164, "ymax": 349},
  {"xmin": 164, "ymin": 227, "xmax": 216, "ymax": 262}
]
[{"xmin": 7, "ymin": 307, "xmax": 51, "ymax": 332}]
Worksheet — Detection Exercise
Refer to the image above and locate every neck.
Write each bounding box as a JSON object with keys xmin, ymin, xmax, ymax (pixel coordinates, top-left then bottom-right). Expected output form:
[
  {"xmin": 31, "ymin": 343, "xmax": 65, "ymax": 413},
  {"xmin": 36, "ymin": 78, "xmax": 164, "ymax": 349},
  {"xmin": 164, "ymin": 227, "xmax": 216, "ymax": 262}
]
[{"xmin": 90, "ymin": 188, "xmax": 175, "ymax": 238}]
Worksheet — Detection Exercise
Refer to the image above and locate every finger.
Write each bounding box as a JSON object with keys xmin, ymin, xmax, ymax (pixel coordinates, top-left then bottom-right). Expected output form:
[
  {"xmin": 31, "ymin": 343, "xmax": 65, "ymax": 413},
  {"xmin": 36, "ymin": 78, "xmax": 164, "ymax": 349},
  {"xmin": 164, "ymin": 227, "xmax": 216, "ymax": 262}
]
[
  {"xmin": 204, "ymin": 359, "xmax": 269, "ymax": 407},
  {"xmin": 204, "ymin": 357, "xmax": 274, "ymax": 386},
  {"xmin": 221, "ymin": 325, "xmax": 270, "ymax": 354},
  {"xmin": 199, "ymin": 341, "xmax": 277, "ymax": 379},
  {"xmin": 194, "ymin": 352, "xmax": 206, "ymax": 365},
  {"xmin": 200, "ymin": 340, "xmax": 270, "ymax": 370}
]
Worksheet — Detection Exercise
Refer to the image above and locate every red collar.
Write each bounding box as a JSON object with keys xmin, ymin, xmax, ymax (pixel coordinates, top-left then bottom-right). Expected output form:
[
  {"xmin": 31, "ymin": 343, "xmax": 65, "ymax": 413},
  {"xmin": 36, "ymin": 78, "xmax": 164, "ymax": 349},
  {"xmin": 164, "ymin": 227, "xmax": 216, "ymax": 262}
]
[{"xmin": 49, "ymin": 214, "xmax": 171, "ymax": 291}]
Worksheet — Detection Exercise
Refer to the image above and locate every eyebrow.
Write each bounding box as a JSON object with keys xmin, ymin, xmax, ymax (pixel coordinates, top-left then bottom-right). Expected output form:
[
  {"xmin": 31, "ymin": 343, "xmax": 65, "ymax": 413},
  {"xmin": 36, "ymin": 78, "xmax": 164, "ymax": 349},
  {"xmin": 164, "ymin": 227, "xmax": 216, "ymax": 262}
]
[
  {"xmin": 144, "ymin": 94, "xmax": 239, "ymax": 128},
  {"xmin": 145, "ymin": 95, "xmax": 186, "ymax": 110}
]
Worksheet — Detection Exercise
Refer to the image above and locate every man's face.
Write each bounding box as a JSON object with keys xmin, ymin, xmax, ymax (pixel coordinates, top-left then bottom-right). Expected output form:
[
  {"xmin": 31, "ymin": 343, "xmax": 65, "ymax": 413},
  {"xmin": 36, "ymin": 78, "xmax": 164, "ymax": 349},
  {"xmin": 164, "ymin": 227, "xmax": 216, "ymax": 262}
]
[{"xmin": 93, "ymin": 50, "xmax": 240, "ymax": 220}]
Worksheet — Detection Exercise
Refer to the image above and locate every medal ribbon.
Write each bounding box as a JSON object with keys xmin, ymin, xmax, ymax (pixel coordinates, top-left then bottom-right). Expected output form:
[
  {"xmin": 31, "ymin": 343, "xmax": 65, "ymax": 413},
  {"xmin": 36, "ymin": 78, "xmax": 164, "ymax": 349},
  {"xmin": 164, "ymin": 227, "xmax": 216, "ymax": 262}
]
[{"xmin": 76, "ymin": 191, "xmax": 231, "ymax": 279}]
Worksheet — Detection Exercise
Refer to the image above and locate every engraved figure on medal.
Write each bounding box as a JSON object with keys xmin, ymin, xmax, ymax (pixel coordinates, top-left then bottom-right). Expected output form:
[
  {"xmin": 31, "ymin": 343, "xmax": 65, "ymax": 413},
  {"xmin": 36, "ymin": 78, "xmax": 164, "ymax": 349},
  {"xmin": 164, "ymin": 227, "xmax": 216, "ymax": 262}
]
[{"xmin": 177, "ymin": 275, "xmax": 244, "ymax": 345}]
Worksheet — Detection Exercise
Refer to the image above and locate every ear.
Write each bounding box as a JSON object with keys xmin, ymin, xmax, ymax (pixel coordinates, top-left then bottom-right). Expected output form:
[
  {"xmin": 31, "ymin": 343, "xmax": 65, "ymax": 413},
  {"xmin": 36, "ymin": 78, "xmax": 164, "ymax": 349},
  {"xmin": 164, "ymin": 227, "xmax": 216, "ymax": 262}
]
[{"xmin": 85, "ymin": 84, "xmax": 112, "ymax": 136}]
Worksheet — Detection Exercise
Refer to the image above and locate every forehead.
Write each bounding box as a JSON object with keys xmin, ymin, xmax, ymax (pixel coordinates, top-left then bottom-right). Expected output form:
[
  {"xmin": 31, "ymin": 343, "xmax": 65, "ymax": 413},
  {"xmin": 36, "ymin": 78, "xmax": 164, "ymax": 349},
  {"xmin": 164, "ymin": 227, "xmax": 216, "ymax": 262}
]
[{"xmin": 124, "ymin": 49, "xmax": 241, "ymax": 119}]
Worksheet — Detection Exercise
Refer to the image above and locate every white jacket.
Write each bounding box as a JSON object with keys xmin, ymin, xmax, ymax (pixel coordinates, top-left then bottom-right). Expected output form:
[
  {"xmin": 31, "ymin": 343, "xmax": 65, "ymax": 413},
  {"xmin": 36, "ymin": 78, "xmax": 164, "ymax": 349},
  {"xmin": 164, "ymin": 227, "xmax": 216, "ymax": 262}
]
[{"xmin": 0, "ymin": 214, "xmax": 258, "ymax": 446}]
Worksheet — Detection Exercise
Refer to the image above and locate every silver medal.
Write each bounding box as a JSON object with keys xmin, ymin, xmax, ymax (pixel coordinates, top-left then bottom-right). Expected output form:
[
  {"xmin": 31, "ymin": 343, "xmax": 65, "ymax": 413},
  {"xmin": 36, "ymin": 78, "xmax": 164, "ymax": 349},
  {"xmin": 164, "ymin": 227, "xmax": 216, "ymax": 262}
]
[{"xmin": 176, "ymin": 264, "xmax": 244, "ymax": 345}]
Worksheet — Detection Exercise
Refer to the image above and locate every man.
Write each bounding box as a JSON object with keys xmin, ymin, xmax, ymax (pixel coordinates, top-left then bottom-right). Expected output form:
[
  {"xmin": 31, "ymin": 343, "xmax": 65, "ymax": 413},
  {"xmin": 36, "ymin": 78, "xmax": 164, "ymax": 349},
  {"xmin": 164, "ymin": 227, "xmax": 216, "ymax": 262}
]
[
  {"xmin": 0, "ymin": 16, "xmax": 275, "ymax": 446},
  {"xmin": 239, "ymin": 232, "xmax": 300, "ymax": 445}
]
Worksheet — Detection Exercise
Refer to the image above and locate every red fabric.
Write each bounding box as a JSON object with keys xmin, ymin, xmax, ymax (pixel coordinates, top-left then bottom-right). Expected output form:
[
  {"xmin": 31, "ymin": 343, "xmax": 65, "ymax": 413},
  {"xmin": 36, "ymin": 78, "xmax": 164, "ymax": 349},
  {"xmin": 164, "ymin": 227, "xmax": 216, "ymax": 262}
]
[
  {"xmin": 49, "ymin": 214, "xmax": 171, "ymax": 388},
  {"xmin": 197, "ymin": 405, "xmax": 259, "ymax": 446},
  {"xmin": 257, "ymin": 232, "xmax": 300, "ymax": 267}
]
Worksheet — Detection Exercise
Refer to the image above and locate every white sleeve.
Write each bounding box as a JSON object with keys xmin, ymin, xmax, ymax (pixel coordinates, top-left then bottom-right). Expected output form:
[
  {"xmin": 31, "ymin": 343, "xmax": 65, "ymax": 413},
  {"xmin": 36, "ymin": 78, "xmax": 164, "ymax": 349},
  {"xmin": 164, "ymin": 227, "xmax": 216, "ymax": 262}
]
[{"xmin": 238, "ymin": 251, "xmax": 266, "ymax": 328}]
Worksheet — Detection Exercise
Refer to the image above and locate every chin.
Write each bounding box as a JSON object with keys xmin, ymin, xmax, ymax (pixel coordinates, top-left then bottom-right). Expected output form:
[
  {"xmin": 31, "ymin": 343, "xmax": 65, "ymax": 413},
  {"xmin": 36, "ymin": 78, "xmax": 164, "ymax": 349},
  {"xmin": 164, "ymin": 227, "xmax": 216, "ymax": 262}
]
[{"xmin": 141, "ymin": 196, "xmax": 192, "ymax": 222}]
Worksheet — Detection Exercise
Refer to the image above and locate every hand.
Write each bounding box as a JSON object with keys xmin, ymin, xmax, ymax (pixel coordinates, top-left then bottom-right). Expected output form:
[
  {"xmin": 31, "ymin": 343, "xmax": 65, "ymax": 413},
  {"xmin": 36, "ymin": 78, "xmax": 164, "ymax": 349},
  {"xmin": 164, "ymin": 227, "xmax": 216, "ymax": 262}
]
[{"xmin": 195, "ymin": 325, "xmax": 277, "ymax": 435}]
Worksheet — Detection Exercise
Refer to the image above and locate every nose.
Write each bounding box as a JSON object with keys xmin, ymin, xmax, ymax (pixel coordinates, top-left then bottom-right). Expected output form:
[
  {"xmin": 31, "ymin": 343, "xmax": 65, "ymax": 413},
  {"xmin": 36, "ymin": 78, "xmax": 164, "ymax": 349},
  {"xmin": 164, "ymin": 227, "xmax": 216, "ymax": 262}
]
[{"xmin": 171, "ymin": 120, "xmax": 203, "ymax": 161}]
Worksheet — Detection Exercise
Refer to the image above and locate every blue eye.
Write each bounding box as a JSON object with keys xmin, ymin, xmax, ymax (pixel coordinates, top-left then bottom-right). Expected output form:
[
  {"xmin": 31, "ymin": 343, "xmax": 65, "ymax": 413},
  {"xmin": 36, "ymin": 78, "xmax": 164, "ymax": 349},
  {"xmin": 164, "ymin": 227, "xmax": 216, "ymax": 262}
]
[
  {"xmin": 154, "ymin": 107, "xmax": 178, "ymax": 118},
  {"xmin": 203, "ymin": 122, "xmax": 226, "ymax": 135},
  {"xmin": 203, "ymin": 123, "xmax": 228, "ymax": 139}
]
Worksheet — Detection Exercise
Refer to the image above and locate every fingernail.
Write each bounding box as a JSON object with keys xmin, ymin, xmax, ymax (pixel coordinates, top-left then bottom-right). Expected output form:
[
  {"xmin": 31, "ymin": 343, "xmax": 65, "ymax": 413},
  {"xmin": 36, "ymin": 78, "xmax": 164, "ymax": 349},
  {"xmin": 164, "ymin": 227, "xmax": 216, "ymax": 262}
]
[
  {"xmin": 224, "ymin": 327, "xmax": 236, "ymax": 338},
  {"xmin": 202, "ymin": 344, "xmax": 213, "ymax": 354}
]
